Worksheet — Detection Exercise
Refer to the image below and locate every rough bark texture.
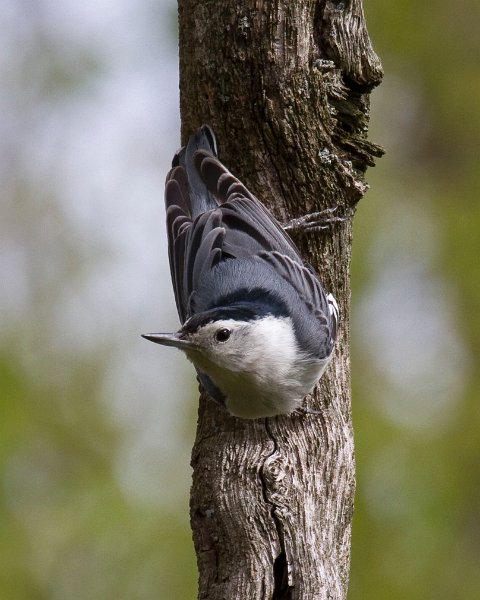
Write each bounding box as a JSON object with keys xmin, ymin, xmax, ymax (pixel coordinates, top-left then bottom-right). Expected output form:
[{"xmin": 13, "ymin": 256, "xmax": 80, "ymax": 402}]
[{"xmin": 178, "ymin": 1, "xmax": 383, "ymax": 598}]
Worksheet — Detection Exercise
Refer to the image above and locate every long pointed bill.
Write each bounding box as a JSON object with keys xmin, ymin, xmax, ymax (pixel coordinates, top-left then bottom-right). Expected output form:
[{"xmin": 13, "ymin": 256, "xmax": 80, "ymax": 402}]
[{"xmin": 141, "ymin": 332, "xmax": 195, "ymax": 349}]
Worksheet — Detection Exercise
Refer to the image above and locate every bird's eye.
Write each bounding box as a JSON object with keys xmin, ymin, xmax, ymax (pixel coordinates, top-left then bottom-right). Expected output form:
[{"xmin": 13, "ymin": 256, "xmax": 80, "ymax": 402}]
[{"xmin": 215, "ymin": 328, "xmax": 231, "ymax": 343}]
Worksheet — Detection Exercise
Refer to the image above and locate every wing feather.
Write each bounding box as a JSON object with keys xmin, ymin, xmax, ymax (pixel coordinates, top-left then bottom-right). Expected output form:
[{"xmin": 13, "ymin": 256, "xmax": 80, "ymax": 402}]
[
  {"xmin": 191, "ymin": 220, "xmax": 225, "ymax": 292},
  {"xmin": 195, "ymin": 152, "xmax": 301, "ymax": 260}
]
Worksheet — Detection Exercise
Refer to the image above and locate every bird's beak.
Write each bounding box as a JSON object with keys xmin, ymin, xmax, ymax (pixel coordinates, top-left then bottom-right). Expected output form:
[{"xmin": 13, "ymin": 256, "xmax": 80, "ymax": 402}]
[{"xmin": 141, "ymin": 332, "xmax": 195, "ymax": 350}]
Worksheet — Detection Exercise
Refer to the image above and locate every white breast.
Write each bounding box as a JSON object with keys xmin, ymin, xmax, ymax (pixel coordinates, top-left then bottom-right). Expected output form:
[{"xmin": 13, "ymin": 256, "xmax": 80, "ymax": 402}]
[{"xmin": 207, "ymin": 316, "xmax": 326, "ymax": 418}]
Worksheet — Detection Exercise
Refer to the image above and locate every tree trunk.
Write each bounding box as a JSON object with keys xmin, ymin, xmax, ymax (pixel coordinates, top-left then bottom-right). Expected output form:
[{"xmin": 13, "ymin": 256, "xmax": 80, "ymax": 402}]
[{"xmin": 178, "ymin": 1, "xmax": 383, "ymax": 598}]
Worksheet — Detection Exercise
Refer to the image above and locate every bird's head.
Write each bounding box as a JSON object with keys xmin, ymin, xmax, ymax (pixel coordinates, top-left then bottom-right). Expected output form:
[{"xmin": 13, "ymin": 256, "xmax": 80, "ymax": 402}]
[
  {"xmin": 143, "ymin": 310, "xmax": 298, "ymax": 377},
  {"xmin": 142, "ymin": 307, "xmax": 323, "ymax": 418}
]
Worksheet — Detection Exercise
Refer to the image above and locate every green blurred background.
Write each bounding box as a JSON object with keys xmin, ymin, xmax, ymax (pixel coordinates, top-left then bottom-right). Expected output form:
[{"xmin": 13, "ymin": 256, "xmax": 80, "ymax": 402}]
[{"xmin": 1, "ymin": 1, "xmax": 478, "ymax": 598}]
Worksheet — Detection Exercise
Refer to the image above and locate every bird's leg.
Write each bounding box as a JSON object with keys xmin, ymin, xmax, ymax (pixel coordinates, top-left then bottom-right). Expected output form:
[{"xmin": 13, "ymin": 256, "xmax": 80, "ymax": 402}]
[
  {"xmin": 294, "ymin": 405, "xmax": 321, "ymax": 417},
  {"xmin": 283, "ymin": 206, "xmax": 346, "ymax": 234}
]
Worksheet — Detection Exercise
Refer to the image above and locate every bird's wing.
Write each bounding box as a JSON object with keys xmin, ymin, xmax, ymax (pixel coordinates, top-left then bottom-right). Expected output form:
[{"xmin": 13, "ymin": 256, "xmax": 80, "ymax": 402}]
[
  {"xmin": 257, "ymin": 251, "xmax": 338, "ymax": 354},
  {"xmin": 165, "ymin": 169, "xmax": 225, "ymax": 322},
  {"xmin": 165, "ymin": 144, "xmax": 334, "ymax": 331},
  {"xmin": 194, "ymin": 151, "xmax": 338, "ymax": 349},
  {"xmin": 194, "ymin": 151, "xmax": 302, "ymax": 261}
]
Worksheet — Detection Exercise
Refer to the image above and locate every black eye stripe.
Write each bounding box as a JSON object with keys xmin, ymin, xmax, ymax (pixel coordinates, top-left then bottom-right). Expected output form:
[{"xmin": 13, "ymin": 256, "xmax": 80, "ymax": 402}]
[{"xmin": 215, "ymin": 328, "xmax": 231, "ymax": 342}]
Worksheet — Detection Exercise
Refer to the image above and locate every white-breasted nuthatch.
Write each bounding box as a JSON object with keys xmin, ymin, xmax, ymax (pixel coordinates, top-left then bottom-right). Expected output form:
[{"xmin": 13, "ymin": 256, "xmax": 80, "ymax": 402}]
[{"xmin": 143, "ymin": 126, "xmax": 338, "ymax": 419}]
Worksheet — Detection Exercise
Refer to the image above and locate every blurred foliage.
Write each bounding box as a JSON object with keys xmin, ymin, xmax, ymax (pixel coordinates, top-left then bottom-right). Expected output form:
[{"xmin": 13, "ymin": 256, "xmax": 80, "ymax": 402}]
[
  {"xmin": 0, "ymin": 1, "xmax": 196, "ymax": 599},
  {"xmin": 349, "ymin": 2, "xmax": 480, "ymax": 599},
  {"xmin": 0, "ymin": 1, "xmax": 479, "ymax": 599}
]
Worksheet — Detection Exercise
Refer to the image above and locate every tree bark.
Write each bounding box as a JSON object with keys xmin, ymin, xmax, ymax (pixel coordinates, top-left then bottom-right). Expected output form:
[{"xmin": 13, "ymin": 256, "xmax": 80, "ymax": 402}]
[{"xmin": 178, "ymin": 1, "xmax": 383, "ymax": 598}]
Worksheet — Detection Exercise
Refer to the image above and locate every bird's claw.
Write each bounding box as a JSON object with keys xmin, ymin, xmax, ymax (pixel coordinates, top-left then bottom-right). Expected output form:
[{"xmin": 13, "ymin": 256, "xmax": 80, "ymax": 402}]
[
  {"xmin": 294, "ymin": 405, "xmax": 322, "ymax": 417},
  {"xmin": 283, "ymin": 206, "xmax": 346, "ymax": 234}
]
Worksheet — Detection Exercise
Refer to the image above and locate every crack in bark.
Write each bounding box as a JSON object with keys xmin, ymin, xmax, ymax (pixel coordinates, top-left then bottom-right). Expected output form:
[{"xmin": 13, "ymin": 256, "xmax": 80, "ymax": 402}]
[
  {"xmin": 261, "ymin": 417, "xmax": 293, "ymax": 599},
  {"xmin": 313, "ymin": 0, "xmax": 328, "ymax": 62},
  {"xmin": 273, "ymin": 551, "xmax": 292, "ymax": 600}
]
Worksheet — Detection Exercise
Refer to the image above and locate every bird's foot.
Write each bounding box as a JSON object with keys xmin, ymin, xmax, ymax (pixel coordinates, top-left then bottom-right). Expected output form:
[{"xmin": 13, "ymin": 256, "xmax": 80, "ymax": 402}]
[
  {"xmin": 283, "ymin": 206, "xmax": 346, "ymax": 234},
  {"xmin": 294, "ymin": 405, "xmax": 321, "ymax": 417}
]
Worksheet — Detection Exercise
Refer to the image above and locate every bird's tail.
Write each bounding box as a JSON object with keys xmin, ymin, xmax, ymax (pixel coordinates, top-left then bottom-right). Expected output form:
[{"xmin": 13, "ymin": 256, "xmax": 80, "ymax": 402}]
[{"xmin": 172, "ymin": 125, "xmax": 219, "ymax": 218}]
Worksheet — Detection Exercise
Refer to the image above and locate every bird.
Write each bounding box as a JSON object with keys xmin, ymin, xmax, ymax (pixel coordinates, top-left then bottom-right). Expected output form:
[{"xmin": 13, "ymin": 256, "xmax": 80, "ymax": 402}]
[{"xmin": 143, "ymin": 125, "xmax": 339, "ymax": 419}]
